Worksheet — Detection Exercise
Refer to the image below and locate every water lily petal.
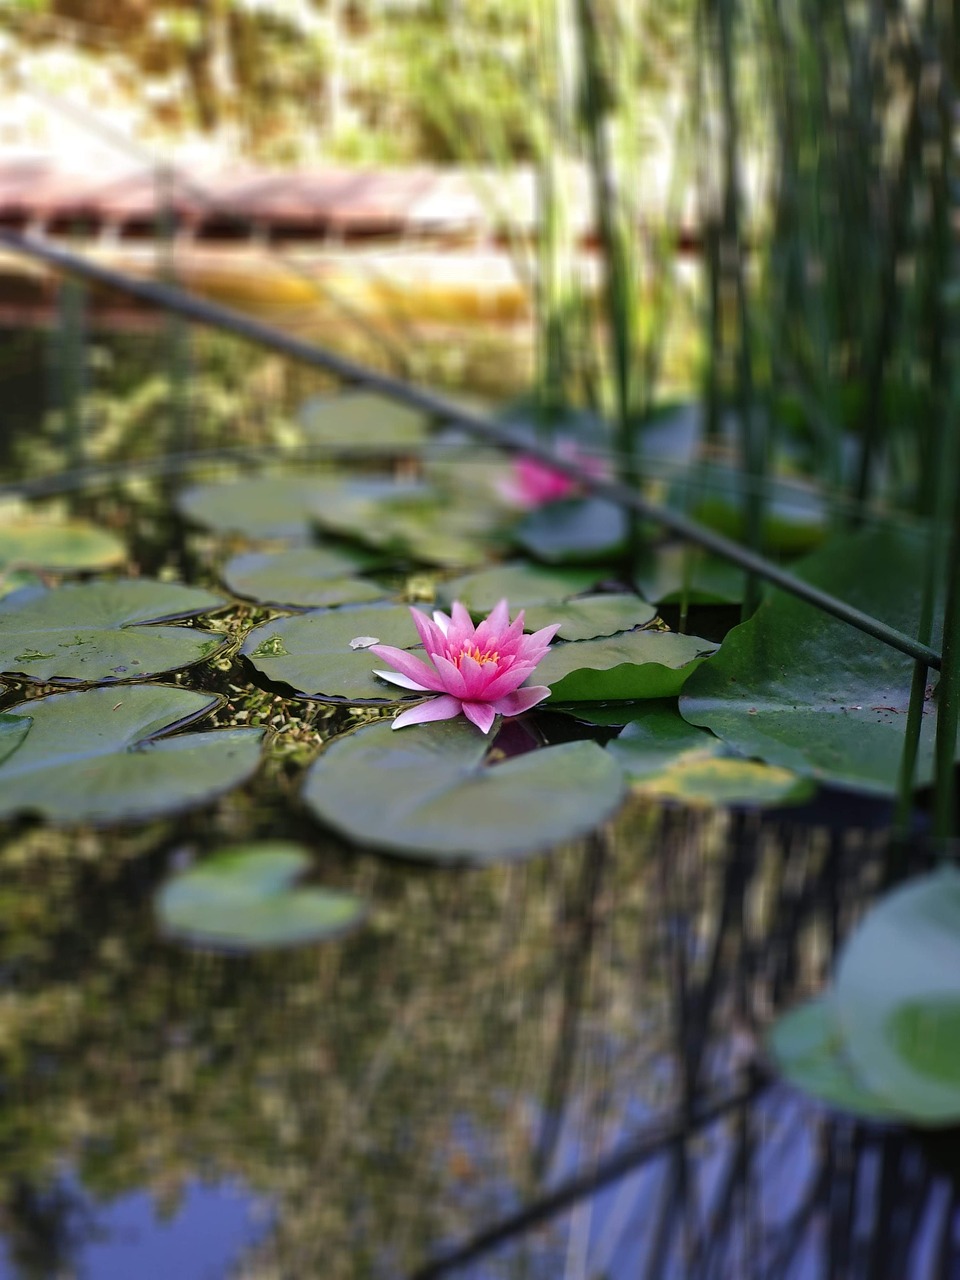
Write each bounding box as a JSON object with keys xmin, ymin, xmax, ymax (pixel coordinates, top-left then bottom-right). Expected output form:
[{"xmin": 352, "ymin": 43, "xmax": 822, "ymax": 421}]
[
  {"xmin": 432, "ymin": 609, "xmax": 452, "ymax": 637},
  {"xmin": 409, "ymin": 608, "xmax": 447, "ymax": 657},
  {"xmin": 493, "ymin": 685, "xmax": 552, "ymax": 717},
  {"xmin": 456, "ymin": 652, "xmax": 491, "ymax": 699},
  {"xmin": 474, "ymin": 598, "xmax": 509, "ymax": 647},
  {"xmin": 432, "ymin": 653, "xmax": 469, "ymax": 698},
  {"xmin": 451, "ymin": 601, "xmax": 474, "ymax": 634},
  {"xmin": 368, "ymin": 644, "xmax": 445, "ymax": 693},
  {"xmin": 524, "ymin": 622, "xmax": 563, "ymax": 651},
  {"xmin": 373, "ymin": 668, "xmax": 431, "ymax": 692},
  {"xmin": 461, "ymin": 700, "xmax": 497, "ymax": 734},
  {"xmin": 392, "ymin": 695, "xmax": 463, "ymax": 730},
  {"xmin": 481, "ymin": 662, "xmax": 539, "ymax": 701}
]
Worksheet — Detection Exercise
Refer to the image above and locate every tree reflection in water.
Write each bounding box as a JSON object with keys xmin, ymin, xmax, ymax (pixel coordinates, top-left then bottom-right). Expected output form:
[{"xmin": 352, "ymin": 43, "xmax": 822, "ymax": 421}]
[{"xmin": 0, "ymin": 795, "xmax": 951, "ymax": 1279}]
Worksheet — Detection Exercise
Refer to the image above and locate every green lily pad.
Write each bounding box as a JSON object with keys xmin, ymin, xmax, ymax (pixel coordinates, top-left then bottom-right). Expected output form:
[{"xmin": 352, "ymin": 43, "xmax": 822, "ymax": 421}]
[
  {"xmin": 521, "ymin": 594, "xmax": 656, "ymax": 641},
  {"xmin": 0, "ymin": 516, "xmax": 126, "ymax": 572},
  {"xmin": 300, "ymin": 392, "xmax": 430, "ymax": 451},
  {"xmin": 767, "ymin": 997, "xmax": 901, "ymax": 1120},
  {"xmin": 0, "ymin": 579, "xmax": 229, "ymax": 685},
  {"xmin": 513, "ymin": 498, "xmax": 628, "ymax": 564},
  {"xmin": 178, "ymin": 476, "xmax": 334, "ymax": 541},
  {"xmin": 0, "ymin": 571, "xmax": 41, "ymax": 601},
  {"xmin": 834, "ymin": 868, "xmax": 960, "ymax": 1124},
  {"xmin": 222, "ymin": 546, "xmax": 387, "ymax": 609},
  {"xmin": 538, "ymin": 630, "xmax": 718, "ymax": 702},
  {"xmin": 0, "ymin": 684, "xmax": 263, "ymax": 824},
  {"xmin": 0, "ymin": 712, "xmax": 31, "ymax": 767},
  {"xmin": 607, "ymin": 701, "xmax": 812, "ymax": 806},
  {"xmin": 156, "ymin": 842, "xmax": 367, "ymax": 952},
  {"xmin": 669, "ymin": 462, "xmax": 828, "ymax": 555},
  {"xmin": 634, "ymin": 544, "xmax": 746, "ymax": 605},
  {"xmin": 241, "ymin": 602, "xmax": 424, "ymax": 702},
  {"xmin": 302, "ymin": 717, "xmax": 625, "ymax": 863},
  {"xmin": 437, "ymin": 562, "xmax": 602, "ymax": 613},
  {"xmin": 679, "ymin": 527, "xmax": 949, "ymax": 794},
  {"xmin": 311, "ymin": 481, "xmax": 494, "ymax": 568}
]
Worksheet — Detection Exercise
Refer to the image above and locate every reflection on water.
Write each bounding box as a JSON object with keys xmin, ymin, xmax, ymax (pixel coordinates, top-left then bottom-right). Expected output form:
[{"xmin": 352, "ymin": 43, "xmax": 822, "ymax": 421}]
[{"xmin": 2, "ymin": 785, "xmax": 953, "ymax": 1278}]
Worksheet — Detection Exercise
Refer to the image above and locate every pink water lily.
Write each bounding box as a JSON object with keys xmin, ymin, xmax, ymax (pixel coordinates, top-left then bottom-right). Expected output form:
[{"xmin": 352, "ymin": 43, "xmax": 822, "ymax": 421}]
[
  {"xmin": 497, "ymin": 442, "xmax": 610, "ymax": 509},
  {"xmin": 370, "ymin": 600, "xmax": 560, "ymax": 734}
]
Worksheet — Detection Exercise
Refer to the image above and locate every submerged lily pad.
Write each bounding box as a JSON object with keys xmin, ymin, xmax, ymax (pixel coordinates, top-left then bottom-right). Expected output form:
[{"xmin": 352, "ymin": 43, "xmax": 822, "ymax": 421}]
[
  {"xmin": 680, "ymin": 526, "xmax": 949, "ymax": 794},
  {"xmin": 300, "ymin": 391, "xmax": 430, "ymax": 451},
  {"xmin": 156, "ymin": 842, "xmax": 367, "ymax": 952},
  {"xmin": 538, "ymin": 630, "xmax": 717, "ymax": 702},
  {"xmin": 223, "ymin": 546, "xmax": 387, "ymax": 609},
  {"xmin": 834, "ymin": 868, "xmax": 960, "ymax": 1124},
  {"xmin": 0, "ymin": 684, "xmax": 263, "ymax": 824},
  {"xmin": 767, "ymin": 997, "xmax": 901, "ymax": 1120},
  {"xmin": 513, "ymin": 497, "xmax": 628, "ymax": 564},
  {"xmin": 0, "ymin": 579, "xmax": 229, "ymax": 685},
  {"xmin": 521, "ymin": 594, "xmax": 656, "ymax": 641},
  {"xmin": 437, "ymin": 562, "xmax": 601, "ymax": 613},
  {"xmin": 634, "ymin": 544, "xmax": 746, "ymax": 605},
  {"xmin": 0, "ymin": 515, "xmax": 126, "ymax": 572},
  {"xmin": 302, "ymin": 717, "xmax": 625, "ymax": 863},
  {"xmin": 242, "ymin": 602, "xmax": 423, "ymax": 702}
]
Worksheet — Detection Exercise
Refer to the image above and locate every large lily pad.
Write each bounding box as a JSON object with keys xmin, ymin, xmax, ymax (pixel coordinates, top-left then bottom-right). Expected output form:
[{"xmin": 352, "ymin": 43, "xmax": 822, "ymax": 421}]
[
  {"xmin": 177, "ymin": 476, "xmax": 336, "ymax": 541},
  {"xmin": 679, "ymin": 527, "xmax": 947, "ymax": 794},
  {"xmin": 0, "ymin": 684, "xmax": 263, "ymax": 824},
  {"xmin": 538, "ymin": 630, "xmax": 717, "ymax": 702},
  {"xmin": 222, "ymin": 546, "xmax": 386, "ymax": 609},
  {"xmin": 0, "ymin": 514, "xmax": 126, "ymax": 572},
  {"xmin": 241, "ymin": 602, "xmax": 423, "ymax": 702},
  {"xmin": 300, "ymin": 391, "xmax": 430, "ymax": 451},
  {"xmin": 0, "ymin": 579, "xmax": 229, "ymax": 685},
  {"xmin": 513, "ymin": 497, "xmax": 628, "ymax": 564},
  {"xmin": 156, "ymin": 842, "xmax": 367, "ymax": 952},
  {"xmin": 834, "ymin": 868, "xmax": 960, "ymax": 1124},
  {"xmin": 521, "ymin": 594, "xmax": 656, "ymax": 641},
  {"xmin": 0, "ymin": 712, "xmax": 31, "ymax": 767},
  {"xmin": 302, "ymin": 717, "xmax": 625, "ymax": 863},
  {"xmin": 437, "ymin": 562, "xmax": 602, "ymax": 613},
  {"xmin": 767, "ymin": 997, "xmax": 901, "ymax": 1120}
]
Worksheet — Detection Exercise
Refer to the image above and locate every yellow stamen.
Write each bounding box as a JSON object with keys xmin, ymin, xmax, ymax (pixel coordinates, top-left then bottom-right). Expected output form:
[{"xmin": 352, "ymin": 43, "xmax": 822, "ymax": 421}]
[{"xmin": 455, "ymin": 644, "xmax": 499, "ymax": 668}]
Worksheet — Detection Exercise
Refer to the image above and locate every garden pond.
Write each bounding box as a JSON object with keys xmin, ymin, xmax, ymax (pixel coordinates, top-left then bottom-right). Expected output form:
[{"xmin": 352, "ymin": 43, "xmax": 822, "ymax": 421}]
[{"xmin": 0, "ymin": 383, "xmax": 959, "ymax": 1279}]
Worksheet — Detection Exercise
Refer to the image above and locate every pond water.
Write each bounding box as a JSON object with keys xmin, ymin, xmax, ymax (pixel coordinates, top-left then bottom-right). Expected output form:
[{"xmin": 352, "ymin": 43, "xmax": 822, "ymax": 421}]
[{"xmin": 0, "ymin": 334, "xmax": 957, "ymax": 1277}]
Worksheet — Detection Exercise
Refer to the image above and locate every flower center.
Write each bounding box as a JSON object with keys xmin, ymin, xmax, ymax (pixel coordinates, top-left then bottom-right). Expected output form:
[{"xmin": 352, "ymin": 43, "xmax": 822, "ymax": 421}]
[{"xmin": 454, "ymin": 643, "xmax": 500, "ymax": 669}]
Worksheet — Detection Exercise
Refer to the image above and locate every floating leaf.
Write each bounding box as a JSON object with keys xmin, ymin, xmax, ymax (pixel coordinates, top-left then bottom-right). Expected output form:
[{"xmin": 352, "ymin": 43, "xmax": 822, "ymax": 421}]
[
  {"xmin": 513, "ymin": 497, "xmax": 628, "ymax": 564},
  {"xmin": 0, "ymin": 579, "xmax": 229, "ymax": 685},
  {"xmin": 302, "ymin": 718, "xmax": 625, "ymax": 863},
  {"xmin": 607, "ymin": 701, "xmax": 812, "ymax": 807},
  {"xmin": 834, "ymin": 868, "xmax": 960, "ymax": 1124},
  {"xmin": 156, "ymin": 842, "xmax": 367, "ymax": 952},
  {"xmin": 178, "ymin": 476, "xmax": 333, "ymax": 541},
  {"xmin": 767, "ymin": 997, "xmax": 900, "ymax": 1120},
  {"xmin": 669, "ymin": 462, "xmax": 828, "ymax": 554},
  {"xmin": 0, "ymin": 516, "xmax": 126, "ymax": 572},
  {"xmin": 680, "ymin": 527, "xmax": 949, "ymax": 794},
  {"xmin": 312, "ymin": 480, "xmax": 494, "ymax": 568},
  {"xmin": 242, "ymin": 602, "xmax": 423, "ymax": 702},
  {"xmin": 437, "ymin": 562, "xmax": 601, "ymax": 613},
  {"xmin": 538, "ymin": 631, "xmax": 717, "ymax": 702},
  {"xmin": 222, "ymin": 546, "xmax": 386, "ymax": 609},
  {"xmin": 634, "ymin": 544, "xmax": 746, "ymax": 605},
  {"xmin": 0, "ymin": 684, "xmax": 263, "ymax": 824},
  {"xmin": 300, "ymin": 391, "xmax": 430, "ymax": 451},
  {"xmin": 521, "ymin": 594, "xmax": 655, "ymax": 641}
]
